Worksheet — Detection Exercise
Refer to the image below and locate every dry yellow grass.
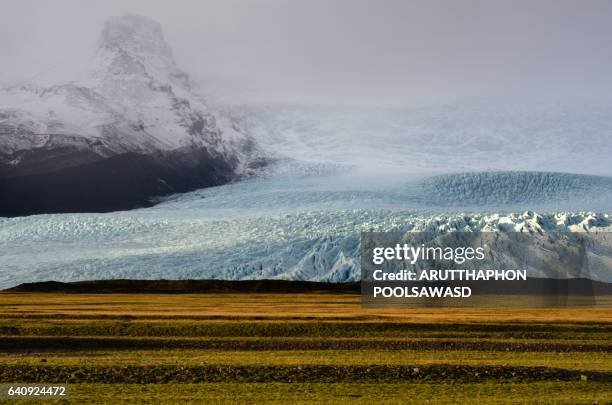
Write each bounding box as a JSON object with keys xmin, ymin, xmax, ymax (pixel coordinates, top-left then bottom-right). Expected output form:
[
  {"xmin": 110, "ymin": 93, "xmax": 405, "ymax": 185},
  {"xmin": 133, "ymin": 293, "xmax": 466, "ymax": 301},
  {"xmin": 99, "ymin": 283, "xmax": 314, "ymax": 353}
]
[
  {"xmin": 2, "ymin": 350, "xmax": 611, "ymax": 371},
  {"xmin": 1, "ymin": 293, "xmax": 611, "ymax": 323},
  {"xmin": 0, "ymin": 292, "xmax": 610, "ymax": 403}
]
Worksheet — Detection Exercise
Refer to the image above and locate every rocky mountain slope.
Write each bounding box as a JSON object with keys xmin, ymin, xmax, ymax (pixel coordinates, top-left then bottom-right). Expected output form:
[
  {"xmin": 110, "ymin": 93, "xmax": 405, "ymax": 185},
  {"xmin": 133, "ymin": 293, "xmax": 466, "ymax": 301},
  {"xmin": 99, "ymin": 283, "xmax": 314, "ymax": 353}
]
[{"xmin": 0, "ymin": 14, "xmax": 258, "ymax": 217}]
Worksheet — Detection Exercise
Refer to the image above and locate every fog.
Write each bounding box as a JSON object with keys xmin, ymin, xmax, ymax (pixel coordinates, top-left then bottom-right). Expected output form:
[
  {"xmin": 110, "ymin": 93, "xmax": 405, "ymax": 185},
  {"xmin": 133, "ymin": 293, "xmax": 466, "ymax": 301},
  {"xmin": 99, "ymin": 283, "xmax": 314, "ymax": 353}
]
[{"xmin": 2, "ymin": 0, "xmax": 612, "ymax": 105}]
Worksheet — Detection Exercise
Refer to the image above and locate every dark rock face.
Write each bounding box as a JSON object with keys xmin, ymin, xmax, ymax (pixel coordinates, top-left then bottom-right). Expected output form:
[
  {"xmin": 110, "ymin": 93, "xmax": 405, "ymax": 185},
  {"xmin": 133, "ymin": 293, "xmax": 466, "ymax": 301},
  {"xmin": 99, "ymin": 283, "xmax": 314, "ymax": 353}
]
[
  {"xmin": 4, "ymin": 279, "xmax": 361, "ymax": 293},
  {"xmin": 0, "ymin": 147, "xmax": 236, "ymax": 217}
]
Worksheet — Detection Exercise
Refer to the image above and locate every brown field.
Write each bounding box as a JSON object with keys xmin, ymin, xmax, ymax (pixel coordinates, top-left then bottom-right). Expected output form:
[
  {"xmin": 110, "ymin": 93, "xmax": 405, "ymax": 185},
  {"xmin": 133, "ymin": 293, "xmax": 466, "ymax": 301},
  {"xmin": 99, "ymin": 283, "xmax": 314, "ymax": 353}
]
[
  {"xmin": 2, "ymin": 293, "xmax": 612, "ymax": 321},
  {"xmin": 0, "ymin": 293, "xmax": 610, "ymax": 404}
]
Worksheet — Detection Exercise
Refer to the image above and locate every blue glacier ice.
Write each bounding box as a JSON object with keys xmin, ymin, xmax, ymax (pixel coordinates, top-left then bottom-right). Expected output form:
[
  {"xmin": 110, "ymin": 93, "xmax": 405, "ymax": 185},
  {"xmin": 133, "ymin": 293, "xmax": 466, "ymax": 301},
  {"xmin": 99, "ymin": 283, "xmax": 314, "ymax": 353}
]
[{"xmin": 1, "ymin": 101, "xmax": 612, "ymax": 288}]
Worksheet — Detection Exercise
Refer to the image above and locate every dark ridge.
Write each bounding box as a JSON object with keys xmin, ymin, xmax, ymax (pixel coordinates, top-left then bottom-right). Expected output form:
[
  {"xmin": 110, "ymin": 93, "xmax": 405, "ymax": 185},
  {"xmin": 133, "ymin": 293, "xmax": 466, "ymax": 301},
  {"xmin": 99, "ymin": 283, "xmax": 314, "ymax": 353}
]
[
  {"xmin": 1, "ymin": 364, "xmax": 610, "ymax": 383},
  {"xmin": 4, "ymin": 278, "xmax": 612, "ymax": 295},
  {"xmin": 0, "ymin": 336, "xmax": 609, "ymax": 352},
  {"xmin": 2, "ymin": 279, "xmax": 361, "ymax": 294},
  {"xmin": 0, "ymin": 147, "xmax": 236, "ymax": 217}
]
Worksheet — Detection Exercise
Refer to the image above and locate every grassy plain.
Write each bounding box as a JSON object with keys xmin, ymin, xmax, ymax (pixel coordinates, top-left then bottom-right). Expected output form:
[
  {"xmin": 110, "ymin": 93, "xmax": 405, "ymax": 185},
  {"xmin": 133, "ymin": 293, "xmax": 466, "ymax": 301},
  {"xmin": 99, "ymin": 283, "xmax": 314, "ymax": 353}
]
[{"xmin": 0, "ymin": 293, "xmax": 610, "ymax": 404}]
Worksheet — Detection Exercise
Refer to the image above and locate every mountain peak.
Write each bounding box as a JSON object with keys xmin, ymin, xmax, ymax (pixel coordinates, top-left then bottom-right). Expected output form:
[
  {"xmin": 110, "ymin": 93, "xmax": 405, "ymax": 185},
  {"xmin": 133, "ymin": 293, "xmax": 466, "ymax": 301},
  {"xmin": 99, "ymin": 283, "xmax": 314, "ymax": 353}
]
[
  {"xmin": 95, "ymin": 13, "xmax": 191, "ymax": 91},
  {"xmin": 99, "ymin": 14, "xmax": 173, "ymax": 60}
]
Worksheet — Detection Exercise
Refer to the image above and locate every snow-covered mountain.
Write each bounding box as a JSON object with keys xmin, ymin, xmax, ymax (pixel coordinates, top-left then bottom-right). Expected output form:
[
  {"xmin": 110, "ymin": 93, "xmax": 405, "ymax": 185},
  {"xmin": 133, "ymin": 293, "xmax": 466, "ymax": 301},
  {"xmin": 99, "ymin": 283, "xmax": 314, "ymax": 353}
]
[{"xmin": 0, "ymin": 14, "xmax": 258, "ymax": 217}]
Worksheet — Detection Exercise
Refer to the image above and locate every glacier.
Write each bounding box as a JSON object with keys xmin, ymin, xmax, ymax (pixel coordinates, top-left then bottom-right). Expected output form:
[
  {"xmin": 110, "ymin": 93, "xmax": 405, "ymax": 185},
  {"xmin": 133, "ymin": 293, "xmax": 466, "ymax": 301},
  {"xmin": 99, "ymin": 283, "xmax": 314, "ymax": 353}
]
[{"xmin": 1, "ymin": 101, "xmax": 612, "ymax": 289}]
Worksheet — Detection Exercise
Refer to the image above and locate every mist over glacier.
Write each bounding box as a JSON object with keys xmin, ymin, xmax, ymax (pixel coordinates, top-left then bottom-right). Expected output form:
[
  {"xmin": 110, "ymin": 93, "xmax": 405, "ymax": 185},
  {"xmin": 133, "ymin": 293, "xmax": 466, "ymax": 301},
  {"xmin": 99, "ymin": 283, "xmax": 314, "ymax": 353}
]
[{"xmin": 1, "ymin": 100, "xmax": 612, "ymax": 288}]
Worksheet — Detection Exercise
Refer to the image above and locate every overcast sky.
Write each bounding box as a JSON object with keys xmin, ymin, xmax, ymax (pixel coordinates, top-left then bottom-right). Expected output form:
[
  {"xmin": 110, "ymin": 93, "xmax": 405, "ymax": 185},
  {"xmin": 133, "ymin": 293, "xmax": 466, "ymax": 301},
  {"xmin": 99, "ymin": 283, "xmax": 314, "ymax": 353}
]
[{"xmin": 2, "ymin": 0, "xmax": 612, "ymax": 105}]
